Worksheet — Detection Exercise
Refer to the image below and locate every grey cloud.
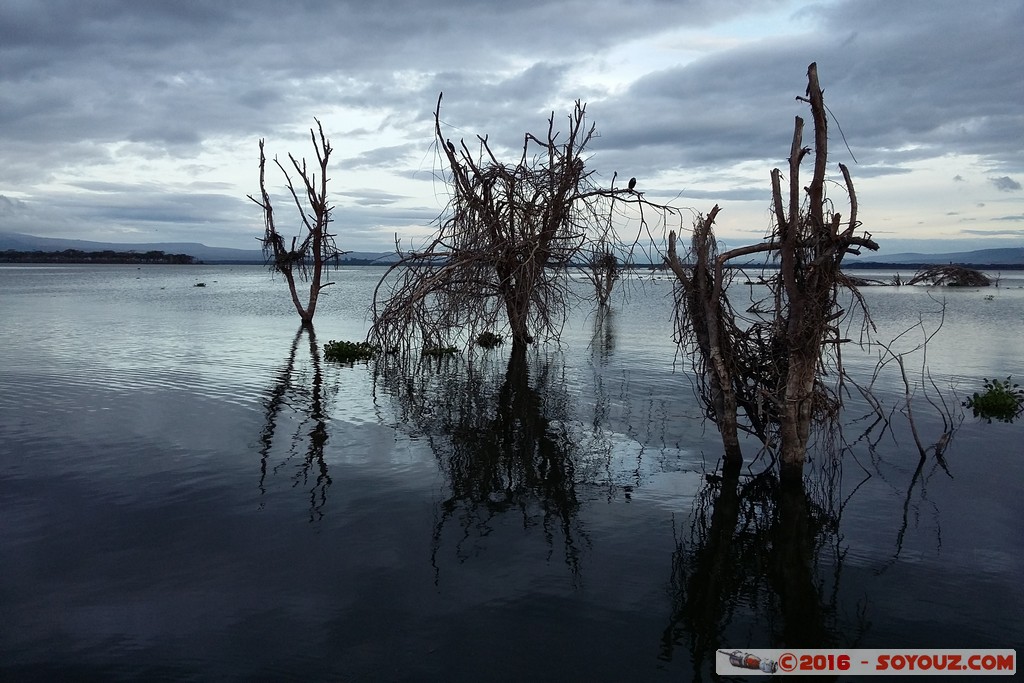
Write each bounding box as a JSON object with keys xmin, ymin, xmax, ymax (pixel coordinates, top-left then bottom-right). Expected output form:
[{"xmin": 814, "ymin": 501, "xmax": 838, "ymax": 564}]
[
  {"xmin": 848, "ymin": 166, "xmax": 914, "ymax": 179},
  {"xmin": 341, "ymin": 144, "xmax": 422, "ymax": 171},
  {"xmin": 990, "ymin": 176, "xmax": 1022, "ymax": 192},
  {"xmin": 1, "ymin": 0, "xmax": 1021, "ymax": 251},
  {"xmin": 336, "ymin": 190, "xmax": 410, "ymax": 207},
  {"xmin": 962, "ymin": 228, "xmax": 1024, "ymax": 235},
  {"xmin": 680, "ymin": 187, "xmax": 770, "ymax": 202}
]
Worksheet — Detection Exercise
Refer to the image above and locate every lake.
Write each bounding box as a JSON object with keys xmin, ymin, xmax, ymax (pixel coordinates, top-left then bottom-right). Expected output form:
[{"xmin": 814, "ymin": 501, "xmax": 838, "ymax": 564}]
[{"xmin": 1, "ymin": 264, "xmax": 1021, "ymax": 681}]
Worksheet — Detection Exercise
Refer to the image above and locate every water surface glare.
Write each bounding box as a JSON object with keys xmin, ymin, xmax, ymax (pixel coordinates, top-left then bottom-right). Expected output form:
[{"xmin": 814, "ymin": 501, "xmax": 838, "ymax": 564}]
[{"xmin": 1, "ymin": 264, "xmax": 1022, "ymax": 680}]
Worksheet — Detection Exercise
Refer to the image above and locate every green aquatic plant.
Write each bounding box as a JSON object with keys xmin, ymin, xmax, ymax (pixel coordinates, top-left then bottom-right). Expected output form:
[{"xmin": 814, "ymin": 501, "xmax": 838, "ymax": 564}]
[
  {"xmin": 475, "ymin": 331, "xmax": 504, "ymax": 349},
  {"xmin": 324, "ymin": 339, "xmax": 378, "ymax": 363},
  {"xmin": 963, "ymin": 377, "xmax": 1024, "ymax": 423},
  {"xmin": 421, "ymin": 346, "xmax": 459, "ymax": 358}
]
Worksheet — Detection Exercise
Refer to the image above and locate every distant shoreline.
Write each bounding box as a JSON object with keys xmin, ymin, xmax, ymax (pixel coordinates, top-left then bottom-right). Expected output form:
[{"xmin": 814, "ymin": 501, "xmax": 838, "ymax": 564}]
[
  {"xmin": 0, "ymin": 249, "xmax": 195, "ymax": 265},
  {"xmin": 3, "ymin": 250, "xmax": 1023, "ymax": 270}
]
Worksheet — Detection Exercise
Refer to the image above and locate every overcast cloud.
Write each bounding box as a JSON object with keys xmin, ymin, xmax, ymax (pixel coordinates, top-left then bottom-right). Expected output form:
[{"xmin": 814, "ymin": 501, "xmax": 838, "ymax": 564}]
[{"xmin": 1, "ymin": 0, "xmax": 1021, "ymax": 254}]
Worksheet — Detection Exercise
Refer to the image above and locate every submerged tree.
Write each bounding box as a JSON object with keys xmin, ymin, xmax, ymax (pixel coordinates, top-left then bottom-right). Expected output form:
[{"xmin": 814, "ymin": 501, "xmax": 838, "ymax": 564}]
[
  {"xmin": 249, "ymin": 120, "xmax": 344, "ymax": 327},
  {"xmin": 908, "ymin": 264, "xmax": 990, "ymax": 287},
  {"xmin": 583, "ymin": 244, "xmax": 620, "ymax": 309},
  {"xmin": 369, "ymin": 94, "xmax": 672, "ymax": 356},
  {"xmin": 666, "ymin": 63, "xmax": 879, "ymax": 479}
]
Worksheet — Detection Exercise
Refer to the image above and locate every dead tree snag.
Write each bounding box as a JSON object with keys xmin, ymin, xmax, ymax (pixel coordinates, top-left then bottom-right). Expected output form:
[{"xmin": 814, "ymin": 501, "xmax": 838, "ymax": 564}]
[
  {"xmin": 370, "ymin": 94, "xmax": 675, "ymax": 357},
  {"xmin": 249, "ymin": 120, "xmax": 344, "ymax": 327},
  {"xmin": 667, "ymin": 63, "xmax": 879, "ymax": 478}
]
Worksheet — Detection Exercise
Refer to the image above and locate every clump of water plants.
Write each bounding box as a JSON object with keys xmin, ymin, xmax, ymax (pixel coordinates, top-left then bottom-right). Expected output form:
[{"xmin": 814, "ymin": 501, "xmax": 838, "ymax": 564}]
[
  {"xmin": 963, "ymin": 377, "xmax": 1024, "ymax": 423},
  {"xmin": 421, "ymin": 346, "xmax": 459, "ymax": 358},
  {"xmin": 475, "ymin": 331, "xmax": 504, "ymax": 349},
  {"xmin": 324, "ymin": 340, "xmax": 378, "ymax": 363}
]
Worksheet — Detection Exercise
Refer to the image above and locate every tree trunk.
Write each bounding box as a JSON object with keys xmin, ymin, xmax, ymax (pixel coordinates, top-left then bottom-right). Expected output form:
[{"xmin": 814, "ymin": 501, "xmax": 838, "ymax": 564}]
[{"xmin": 779, "ymin": 351, "xmax": 816, "ymax": 474}]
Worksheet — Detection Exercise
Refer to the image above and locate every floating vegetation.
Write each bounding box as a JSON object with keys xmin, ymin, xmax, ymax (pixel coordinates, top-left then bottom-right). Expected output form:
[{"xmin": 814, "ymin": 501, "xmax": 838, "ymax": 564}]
[
  {"xmin": 963, "ymin": 377, "xmax": 1024, "ymax": 423},
  {"xmin": 324, "ymin": 339, "xmax": 378, "ymax": 363},
  {"xmin": 475, "ymin": 331, "xmax": 504, "ymax": 349},
  {"xmin": 421, "ymin": 346, "xmax": 459, "ymax": 358}
]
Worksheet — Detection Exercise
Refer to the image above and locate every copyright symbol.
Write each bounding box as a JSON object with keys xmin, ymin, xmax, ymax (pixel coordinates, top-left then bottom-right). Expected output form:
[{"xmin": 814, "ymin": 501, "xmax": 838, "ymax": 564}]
[{"xmin": 778, "ymin": 652, "xmax": 797, "ymax": 672}]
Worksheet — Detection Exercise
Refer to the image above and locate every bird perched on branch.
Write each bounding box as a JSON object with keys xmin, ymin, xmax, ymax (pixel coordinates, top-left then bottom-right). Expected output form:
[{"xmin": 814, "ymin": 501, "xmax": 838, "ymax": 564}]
[
  {"xmin": 628, "ymin": 177, "xmax": 637, "ymax": 191},
  {"xmin": 446, "ymin": 139, "xmax": 456, "ymax": 155}
]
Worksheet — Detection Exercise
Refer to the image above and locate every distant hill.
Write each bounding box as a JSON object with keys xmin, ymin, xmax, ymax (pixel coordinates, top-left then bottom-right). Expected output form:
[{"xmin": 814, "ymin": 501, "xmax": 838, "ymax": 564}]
[
  {"xmin": 858, "ymin": 247, "xmax": 1024, "ymax": 266},
  {"xmin": 723, "ymin": 246, "xmax": 1024, "ymax": 268},
  {"xmin": 0, "ymin": 232, "xmax": 397, "ymax": 264}
]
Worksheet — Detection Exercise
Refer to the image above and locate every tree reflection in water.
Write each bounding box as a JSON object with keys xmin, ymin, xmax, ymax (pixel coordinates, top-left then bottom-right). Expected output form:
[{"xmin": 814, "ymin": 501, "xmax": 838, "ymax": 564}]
[
  {"xmin": 662, "ymin": 466, "xmax": 865, "ymax": 681},
  {"xmin": 258, "ymin": 325, "xmax": 333, "ymax": 521},
  {"xmin": 378, "ymin": 347, "xmax": 588, "ymax": 582}
]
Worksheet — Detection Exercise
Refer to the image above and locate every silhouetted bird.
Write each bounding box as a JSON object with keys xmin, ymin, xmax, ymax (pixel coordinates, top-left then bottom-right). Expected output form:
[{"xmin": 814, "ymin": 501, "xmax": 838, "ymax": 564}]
[
  {"xmin": 628, "ymin": 177, "xmax": 637, "ymax": 191},
  {"xmin": 447, "ymin": 139, "xmax": 456, "ymax": 154}
]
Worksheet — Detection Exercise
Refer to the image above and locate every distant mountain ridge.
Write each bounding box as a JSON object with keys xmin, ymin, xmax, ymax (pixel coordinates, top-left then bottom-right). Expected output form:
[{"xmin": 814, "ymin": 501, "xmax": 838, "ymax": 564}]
[
  {"xmin": 0, "ymin": 232, "xmax": 397, "ymax": 264},
  {"xmin": 858, "ymin": 247, "xmax": 1024, "ymax": 266}
]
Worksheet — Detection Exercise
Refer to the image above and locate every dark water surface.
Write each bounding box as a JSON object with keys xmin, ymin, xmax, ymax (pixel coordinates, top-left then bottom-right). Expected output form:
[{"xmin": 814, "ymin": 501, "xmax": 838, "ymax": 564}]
[{"xmin": 1, "ymin": 265, "xmax": 1021, "ymax": 680}]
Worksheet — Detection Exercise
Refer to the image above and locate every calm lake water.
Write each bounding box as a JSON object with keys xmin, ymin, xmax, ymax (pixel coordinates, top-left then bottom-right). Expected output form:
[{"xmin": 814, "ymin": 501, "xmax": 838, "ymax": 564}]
[{"xmin": 1, "ymin": 264, "xmax": 1021, "ymax": 681}]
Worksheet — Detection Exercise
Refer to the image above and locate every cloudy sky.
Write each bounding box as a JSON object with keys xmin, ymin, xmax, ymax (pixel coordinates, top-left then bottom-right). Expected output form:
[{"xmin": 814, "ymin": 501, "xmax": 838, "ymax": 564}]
[{"xmin": 1, "ymin": 0, "xmax": 1021, "ymax": 255}]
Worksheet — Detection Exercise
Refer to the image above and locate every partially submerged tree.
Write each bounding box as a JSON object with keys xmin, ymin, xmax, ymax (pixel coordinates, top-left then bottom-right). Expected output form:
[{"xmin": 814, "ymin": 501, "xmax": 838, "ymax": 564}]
[
  {"xmin": 249, "ymin": 120, "xmax": 344, "ymax": 327},
  {"xmin": 583, "ymin": 245, "xmax": 620, "ymax": 309},
  {"xmin": 666, "ymin": 63, "xmax": 879, "ymax": 479},
  {"xmin": 369, "ymin": 94, "xmax": 672, "ymax": 356},
  {"xmin": 908, "ymin": 264, "xmax": 990, "ymax": 287}
]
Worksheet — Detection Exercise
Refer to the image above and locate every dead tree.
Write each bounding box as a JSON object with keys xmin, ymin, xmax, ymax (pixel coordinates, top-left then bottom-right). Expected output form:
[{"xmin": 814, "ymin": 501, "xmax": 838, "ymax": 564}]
[
  {"xmin": 583, "ymin": 247, "xmax": 620, "ymax": 308},
  {"xmin": 370, "ymin": 94, "xmax": 675, "ymax": 356},
  {"xmin": 667, "ymin": 206, "xmax": 744, "ymax": 463},
  {"xmin": 666, "ymin": 63, "xmax": 879, "ymax": 479},
  {"xmin": 249, "ymin": 120, "xmax": 343, "ymax": 327},
  {"xmin": 908, "ymin": 265, "xmax": 990, "ymax": 287}
]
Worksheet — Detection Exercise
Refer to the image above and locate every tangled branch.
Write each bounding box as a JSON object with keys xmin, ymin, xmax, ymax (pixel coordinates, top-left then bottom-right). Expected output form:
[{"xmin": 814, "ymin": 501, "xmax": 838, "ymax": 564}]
[{"xmin": 370, "ymin": 93, "xmax": 680, "ymax": 356}]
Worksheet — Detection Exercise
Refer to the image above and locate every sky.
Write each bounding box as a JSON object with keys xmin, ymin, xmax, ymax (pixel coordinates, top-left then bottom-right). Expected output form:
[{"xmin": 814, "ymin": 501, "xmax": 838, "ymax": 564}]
[{"xmin": 1, "ymin": 0, "xmax": 1022, "ymax": 256}]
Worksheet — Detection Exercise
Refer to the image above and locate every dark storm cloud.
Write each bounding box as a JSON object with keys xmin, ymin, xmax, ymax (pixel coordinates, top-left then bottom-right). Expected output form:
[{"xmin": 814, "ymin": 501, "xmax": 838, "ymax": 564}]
[
  {"xmin": 0, "ymin": 0, "xmax": 775, "ymax": 145},
  {"xmin": 0, "ymin": 0, "xmax": 1021, "ymax": 249},
  {"xmin": 598, "ymin": 1, "xmax": 1023, "ymax": 175}
]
